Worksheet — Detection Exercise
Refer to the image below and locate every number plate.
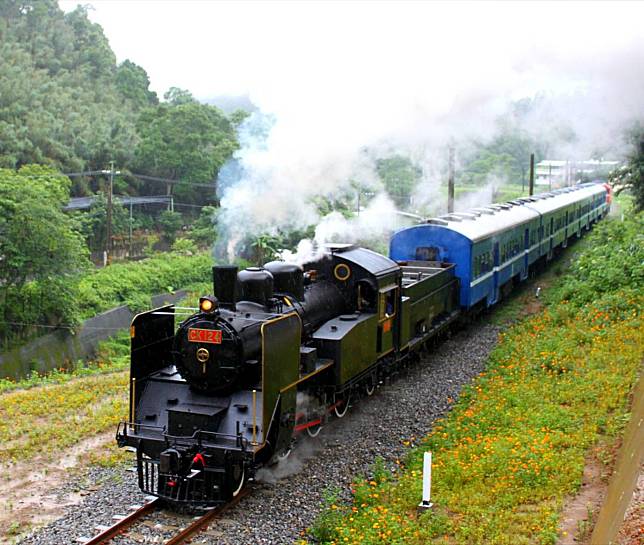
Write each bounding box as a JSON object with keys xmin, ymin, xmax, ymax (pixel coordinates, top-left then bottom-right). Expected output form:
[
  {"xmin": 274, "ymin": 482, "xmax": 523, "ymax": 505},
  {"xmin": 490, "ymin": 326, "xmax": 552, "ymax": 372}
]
[{"xmin": 188, "ymin": 328, "xmax": 222, "ymax": 344}]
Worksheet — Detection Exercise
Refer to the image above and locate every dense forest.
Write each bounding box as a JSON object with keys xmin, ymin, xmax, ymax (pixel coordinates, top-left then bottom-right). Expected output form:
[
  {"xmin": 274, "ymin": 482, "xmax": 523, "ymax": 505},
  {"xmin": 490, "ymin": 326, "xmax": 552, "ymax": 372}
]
[{"xmin": 0, "ymin": 0, "xmax": 243, "ymax": 204}]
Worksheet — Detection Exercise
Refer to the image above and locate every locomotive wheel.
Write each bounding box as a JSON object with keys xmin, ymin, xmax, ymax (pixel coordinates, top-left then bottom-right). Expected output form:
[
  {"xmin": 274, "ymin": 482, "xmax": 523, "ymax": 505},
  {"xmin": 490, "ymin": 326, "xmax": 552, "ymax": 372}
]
[
  {"xmin": 365, "ymin": 377, "xmax": 376, "ymax": 396},
  {"xmin": 306, "ymin": 421, "xmax": 323, "ymax": 437},
  {"xmin": 231, "ymin": 464, "xmax": 246, "ymax": 497},
  {"xmin": 333, "ymin": 392, "xmax": 351, "ymax": 418},
  {"xmin": 277, "ymin": 448, "xmax": 292, "ymax": 461}
]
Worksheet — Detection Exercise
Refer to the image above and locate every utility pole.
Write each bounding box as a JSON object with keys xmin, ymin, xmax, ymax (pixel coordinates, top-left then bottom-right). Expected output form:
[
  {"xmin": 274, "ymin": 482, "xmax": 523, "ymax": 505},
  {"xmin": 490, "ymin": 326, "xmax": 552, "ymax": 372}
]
[
  {"xmin": 447, "ymin": 146, "xmax": 455, "ymax": 213},
  {"xmin": 106, "ymin": 161, "xmax": 113, "ymax": 265},
  {"xmin": 101, "ymin": 162, "xmax": 120, "ymax": 266},
  {"xmin": 529, "ymin": 153, "xmax": 535, "ymax": 196}
]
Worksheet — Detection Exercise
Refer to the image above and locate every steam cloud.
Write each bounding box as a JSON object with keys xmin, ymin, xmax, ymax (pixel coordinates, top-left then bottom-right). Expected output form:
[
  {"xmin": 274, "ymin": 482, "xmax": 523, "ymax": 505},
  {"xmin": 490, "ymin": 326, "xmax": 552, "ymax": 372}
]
[{"xmin": 212, "ymin": 2, "xmax": 644, "ymax": 262}]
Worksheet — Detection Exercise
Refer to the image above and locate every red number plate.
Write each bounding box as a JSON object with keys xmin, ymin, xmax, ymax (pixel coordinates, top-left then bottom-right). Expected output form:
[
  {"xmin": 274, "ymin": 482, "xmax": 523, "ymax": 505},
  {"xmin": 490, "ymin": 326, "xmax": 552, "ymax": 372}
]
[{"xmin": 188, "ymin": 328, "xmax": 222, "ymax": 344}]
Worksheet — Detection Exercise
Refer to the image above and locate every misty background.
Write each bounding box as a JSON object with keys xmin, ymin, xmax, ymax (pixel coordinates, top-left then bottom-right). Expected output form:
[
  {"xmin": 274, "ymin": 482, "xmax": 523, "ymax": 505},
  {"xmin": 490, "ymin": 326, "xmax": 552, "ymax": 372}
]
[{"xmin": 55, "ymin": 1, "xmax": 644, "ymax": 260}]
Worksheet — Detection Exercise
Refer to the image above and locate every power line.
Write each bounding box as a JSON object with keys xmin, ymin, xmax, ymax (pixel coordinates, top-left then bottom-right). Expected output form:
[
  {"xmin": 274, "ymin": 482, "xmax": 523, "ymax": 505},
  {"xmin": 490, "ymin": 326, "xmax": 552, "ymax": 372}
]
[
  {"xmin": 172, "ymin": 201, "xmax": 211, "ymax": 209},
  {"xmin": 63, "ymin": 170, "xmax": 218, "ymax": 190},
  {"xmin": 65, "ymin": 170, "xmax": 112, "ymax": 177},
  {"xmin": 0, "ymin": 321, "xmax": 125, "ymax": 331},
  {"xmin": 130, "ymin": 173, "xmax": 217, "ymax": 190}
]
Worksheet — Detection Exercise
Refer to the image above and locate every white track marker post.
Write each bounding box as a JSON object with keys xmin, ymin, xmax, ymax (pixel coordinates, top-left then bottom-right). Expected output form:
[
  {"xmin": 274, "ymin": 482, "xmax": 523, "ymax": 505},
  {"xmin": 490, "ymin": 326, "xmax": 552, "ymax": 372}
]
[{"xmin": 418, "ymin": 451, "xmax": 433, "ymax": 510}]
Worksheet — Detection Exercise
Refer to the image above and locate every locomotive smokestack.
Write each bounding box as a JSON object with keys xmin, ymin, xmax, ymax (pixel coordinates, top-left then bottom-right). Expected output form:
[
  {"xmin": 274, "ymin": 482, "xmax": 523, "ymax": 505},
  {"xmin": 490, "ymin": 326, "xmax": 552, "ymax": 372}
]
[{"xmin": 213, "ymin": 265, "xmax": 239, "ymax": 310}]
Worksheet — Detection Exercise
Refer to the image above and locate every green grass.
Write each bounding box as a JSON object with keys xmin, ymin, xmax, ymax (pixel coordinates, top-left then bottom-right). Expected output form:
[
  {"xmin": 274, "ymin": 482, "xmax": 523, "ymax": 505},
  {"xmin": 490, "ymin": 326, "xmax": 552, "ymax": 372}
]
[
  {"xmin": 76, "ymin": 252, "xmax": 214, "ymax": 319},
  {"xmin": 0, "ymin": 371, "xmax": 129, "ymax": 464},
  {"xmin": 452, "ymin": 184, "xmax": 528, "ymax": 203},
  {"xmin": 307, "ymin": 209, "xmax": 643, "ymax": 545}
]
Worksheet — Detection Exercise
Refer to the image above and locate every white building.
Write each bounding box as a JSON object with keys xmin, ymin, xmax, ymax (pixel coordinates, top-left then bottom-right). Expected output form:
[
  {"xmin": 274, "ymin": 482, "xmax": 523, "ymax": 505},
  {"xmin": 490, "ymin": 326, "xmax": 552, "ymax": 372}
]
[{"xmin": 535, "ymin": 160, "xmax": 620, "ymax": 188}]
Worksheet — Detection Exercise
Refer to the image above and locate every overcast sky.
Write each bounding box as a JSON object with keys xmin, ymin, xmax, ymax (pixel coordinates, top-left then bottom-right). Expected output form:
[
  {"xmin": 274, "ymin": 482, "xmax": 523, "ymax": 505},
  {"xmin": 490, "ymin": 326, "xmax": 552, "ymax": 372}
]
[{"xmin": 58, "ymin": 1, "xmax": 644, "ymax": 106}]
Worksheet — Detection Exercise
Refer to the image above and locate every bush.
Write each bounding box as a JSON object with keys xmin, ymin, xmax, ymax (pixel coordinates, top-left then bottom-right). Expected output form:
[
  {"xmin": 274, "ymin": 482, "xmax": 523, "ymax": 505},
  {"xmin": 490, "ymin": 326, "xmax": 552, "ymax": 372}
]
[
  {"xmin": 547, "ymin": 207, "xmax": 643, "ymax": 306},
  {"xmin": 172, "ymin": 238, "xmax": 198, "ymax": 255},
  {"xmin": 158, "ymin": 210, "xmax": 183, "ymax": 243},
  {"xmin": 76, "ymin": 252, "xmax": 213, "ymax": 319}
]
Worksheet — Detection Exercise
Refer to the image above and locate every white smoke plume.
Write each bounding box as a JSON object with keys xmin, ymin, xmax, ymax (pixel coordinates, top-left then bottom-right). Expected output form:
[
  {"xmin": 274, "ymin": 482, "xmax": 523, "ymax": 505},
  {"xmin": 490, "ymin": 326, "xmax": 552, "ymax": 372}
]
[
  {"xmin": 254, "ymin": 438, "xmax": 322, "ymax": 485},
  {"xmin": 208, "ymin": 2, "xmax": 644, "ymax": 260},
  {"xmin": 312, "ymin": 193, "xmax": 399, "ymax": 245}
]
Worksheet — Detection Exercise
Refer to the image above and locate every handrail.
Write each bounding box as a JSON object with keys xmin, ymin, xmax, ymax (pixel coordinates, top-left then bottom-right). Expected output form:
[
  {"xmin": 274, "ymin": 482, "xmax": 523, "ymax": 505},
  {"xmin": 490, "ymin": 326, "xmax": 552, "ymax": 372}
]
[{"xmin": 117, "ymin": 421, "xmax": 249, "ymax": 450}]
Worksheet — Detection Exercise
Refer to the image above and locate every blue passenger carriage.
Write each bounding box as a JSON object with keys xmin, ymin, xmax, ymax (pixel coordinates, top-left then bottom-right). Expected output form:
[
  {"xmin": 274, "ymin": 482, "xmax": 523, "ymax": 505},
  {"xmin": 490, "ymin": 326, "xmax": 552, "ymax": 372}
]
[{"xmin": 390, "ymin": 184, "xmax": 610, "ymax": 311}]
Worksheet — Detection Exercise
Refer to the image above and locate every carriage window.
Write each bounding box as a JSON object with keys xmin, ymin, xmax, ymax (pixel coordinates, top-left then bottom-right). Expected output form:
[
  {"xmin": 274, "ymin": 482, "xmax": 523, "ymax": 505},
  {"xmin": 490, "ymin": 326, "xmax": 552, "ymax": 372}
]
[
  {"xmin": 379, "ymin": 287, "xmax": 397, "ymax": 320},
  {"xmin": 416, "ymin": 246, "xmax": 439, "ymax": 261}
]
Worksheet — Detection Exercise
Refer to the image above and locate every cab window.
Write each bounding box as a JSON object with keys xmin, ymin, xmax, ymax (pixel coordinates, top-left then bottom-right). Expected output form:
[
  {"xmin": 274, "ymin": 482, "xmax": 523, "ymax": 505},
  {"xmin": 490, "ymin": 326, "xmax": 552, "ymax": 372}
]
[{"xmin": 379, "ymin": 287, "xmax": 397, "ymax": 320}]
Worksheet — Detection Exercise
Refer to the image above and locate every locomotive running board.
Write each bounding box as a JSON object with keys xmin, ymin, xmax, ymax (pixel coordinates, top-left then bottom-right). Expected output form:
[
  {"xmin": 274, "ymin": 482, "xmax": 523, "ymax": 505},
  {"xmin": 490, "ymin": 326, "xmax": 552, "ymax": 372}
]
[{"xmin": 280, "ymin": 359, "xmax": 334, "ymax": 393}]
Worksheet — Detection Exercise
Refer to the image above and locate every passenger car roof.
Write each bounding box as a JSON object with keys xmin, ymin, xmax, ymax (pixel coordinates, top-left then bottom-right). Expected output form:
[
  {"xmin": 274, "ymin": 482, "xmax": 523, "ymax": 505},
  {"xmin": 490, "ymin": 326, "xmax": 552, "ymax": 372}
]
[{"xmin": 423, "ymin": 184, "xmax": 605, "ymax": 243}]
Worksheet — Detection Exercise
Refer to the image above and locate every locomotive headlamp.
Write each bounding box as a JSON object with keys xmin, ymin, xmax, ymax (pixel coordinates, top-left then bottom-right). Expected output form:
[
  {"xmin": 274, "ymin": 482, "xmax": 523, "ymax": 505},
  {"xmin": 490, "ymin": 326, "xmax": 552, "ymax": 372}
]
[{"xmin": 199, "ymin": 296, "xmax": 218, "ymax": 313}]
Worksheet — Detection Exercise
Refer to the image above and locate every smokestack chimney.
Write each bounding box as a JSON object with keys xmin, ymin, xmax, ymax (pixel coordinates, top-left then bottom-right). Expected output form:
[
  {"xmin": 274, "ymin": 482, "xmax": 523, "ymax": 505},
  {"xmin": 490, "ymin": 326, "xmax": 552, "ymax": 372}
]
[
  {"xmin": 212, "ymin": 265, "xmax": 238, "ymax": 310},
  {"xmin": 529, "ymin": 153, "xmax": 535, "ymax": 196},
  {"xmin": 447, "ymin": 146, "xmax": 455, "ymax": 213}
]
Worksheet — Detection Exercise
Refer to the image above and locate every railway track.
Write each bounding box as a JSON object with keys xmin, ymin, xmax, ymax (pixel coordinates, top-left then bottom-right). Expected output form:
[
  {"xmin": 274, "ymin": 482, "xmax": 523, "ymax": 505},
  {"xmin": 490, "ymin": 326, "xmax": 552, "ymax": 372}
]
[{"xmin": 82, "ymin": 488, "xmax": 251, "ymax": 545}]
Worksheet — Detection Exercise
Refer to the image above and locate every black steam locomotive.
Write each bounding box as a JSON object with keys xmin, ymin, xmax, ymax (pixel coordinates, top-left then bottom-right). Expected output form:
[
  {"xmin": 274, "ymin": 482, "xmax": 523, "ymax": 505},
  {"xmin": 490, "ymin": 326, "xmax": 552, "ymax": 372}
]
[
  {"xmin": 116, "ymin": 245, "xmax": 459, "ymax": 505},
  {"xmin": 116, "ymin": 183, "xmax": 610, "ymax": 507}
]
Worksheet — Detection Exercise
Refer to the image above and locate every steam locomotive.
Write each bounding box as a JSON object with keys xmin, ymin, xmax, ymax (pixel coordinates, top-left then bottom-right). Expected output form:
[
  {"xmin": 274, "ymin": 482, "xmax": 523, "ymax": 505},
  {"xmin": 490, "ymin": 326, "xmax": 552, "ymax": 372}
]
[{"xmin": 116, "ymin": 183, "xmax": 610, "ymax": 506}]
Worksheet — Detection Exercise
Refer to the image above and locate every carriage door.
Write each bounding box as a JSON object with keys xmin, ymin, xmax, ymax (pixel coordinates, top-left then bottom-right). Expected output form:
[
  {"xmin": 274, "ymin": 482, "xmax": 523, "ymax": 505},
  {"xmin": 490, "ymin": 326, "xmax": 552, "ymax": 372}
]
[
  {"xmin": 377, "ymin": 286, "xmax": 397, "ymax": 355},
  {"xmin": 523, "ymin": 228, "xmax": 530, "ymax": 279},
  {"xmin": 492, "ymin": 242, "xmax": 500, "ymax": 304}
]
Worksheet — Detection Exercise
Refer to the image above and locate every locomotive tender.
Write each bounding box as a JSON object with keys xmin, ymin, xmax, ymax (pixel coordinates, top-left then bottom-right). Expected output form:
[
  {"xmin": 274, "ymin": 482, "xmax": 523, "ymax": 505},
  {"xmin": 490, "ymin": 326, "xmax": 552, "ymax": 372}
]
[{"xmin": 116, "ymin": 182, "xmax": 610, "ymax": 506}]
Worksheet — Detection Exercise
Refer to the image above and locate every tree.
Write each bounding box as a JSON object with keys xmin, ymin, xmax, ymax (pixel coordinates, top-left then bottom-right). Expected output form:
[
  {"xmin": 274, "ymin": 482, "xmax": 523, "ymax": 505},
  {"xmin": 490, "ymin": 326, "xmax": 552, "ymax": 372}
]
[
  {"xmin": 0, "ymin": 2, "xmax": 140, "ymax": 173},
  {"xmin": 163, "ymin": 87, "xmax": 196, "ymax": 105},
  {"xmin": 135, "ymin": 102, "xmax": 239, "ymax": 203},
  {"xmin": 158, "ymin": 210, "xmax": 183, "ymax": 243},
  {"xmin": 74, "ymin": 192, "xmax": 131, "ymax": 254},
  {"xmin": 609, "ymin": 128, "xmax": 644, "ymax": 211},
  {"xmin": 0, "ymin": 165, "xmax": 89, "ymax": 343},
  {"xmin": 376, "ymin": 155, "xmax": 422, "ymax": 209},
  {"xmin": 188, "ymin": 205, "xmax": 218, "ymax": 247},
  {"xmin": 229, "ymin": 108, "xmax": 251, "ymax": 128},
  {"xmin": 251, "ymin": 233, "xmax": 282, "ymax": 265},
  {"xmin": 115, "ymin": 60, "xmax": 158, "ymax": 109}
]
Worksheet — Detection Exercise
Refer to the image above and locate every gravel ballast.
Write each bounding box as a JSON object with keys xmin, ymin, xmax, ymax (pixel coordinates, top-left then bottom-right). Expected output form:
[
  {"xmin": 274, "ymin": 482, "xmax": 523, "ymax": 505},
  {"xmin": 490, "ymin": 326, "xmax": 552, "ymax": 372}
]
[{"xmin": 18, "ymin": 321, "xmax": 500, "ymax": 545}]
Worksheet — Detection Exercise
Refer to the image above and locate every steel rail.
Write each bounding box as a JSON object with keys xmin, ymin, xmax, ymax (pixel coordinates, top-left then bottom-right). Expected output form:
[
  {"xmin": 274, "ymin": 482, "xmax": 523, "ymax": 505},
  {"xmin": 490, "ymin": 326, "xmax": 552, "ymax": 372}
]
[
  {"xmin": 164, "ymin": 488, "xmax": 251, "ymax": 545},
  {"xmin": 83, "ymin": 498, "xmax": 161, "ymax": 544}
]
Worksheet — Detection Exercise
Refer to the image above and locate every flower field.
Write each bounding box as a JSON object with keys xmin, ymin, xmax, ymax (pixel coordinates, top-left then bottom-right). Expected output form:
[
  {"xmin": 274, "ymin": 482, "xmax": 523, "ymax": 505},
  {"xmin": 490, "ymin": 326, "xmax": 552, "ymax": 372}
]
[
  {"xmin": 308, "ymin": 210, "xmax": 643, "ymax": 544},
  {"xmin": 0, "ymin": 371, "xmax": 129, "ymax": 464}
]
